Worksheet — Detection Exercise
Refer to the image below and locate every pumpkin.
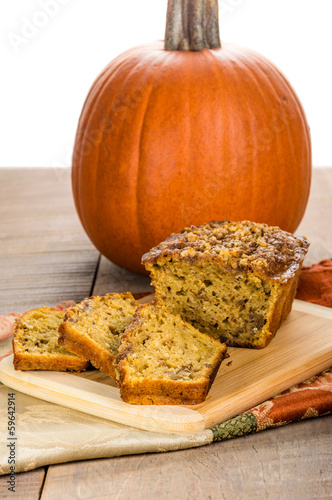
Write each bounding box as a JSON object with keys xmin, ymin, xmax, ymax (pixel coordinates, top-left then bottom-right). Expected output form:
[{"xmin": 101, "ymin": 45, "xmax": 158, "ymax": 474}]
[{"xmin": 72, "ymin": 0, "xmax": 311, "ymax": 275}]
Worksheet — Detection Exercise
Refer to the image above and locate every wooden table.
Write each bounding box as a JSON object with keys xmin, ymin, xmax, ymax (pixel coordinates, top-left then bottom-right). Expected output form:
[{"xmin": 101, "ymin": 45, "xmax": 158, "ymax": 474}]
[{"xmin": 0, "ymin": 167, "xmax": 331, "ymax": 499}]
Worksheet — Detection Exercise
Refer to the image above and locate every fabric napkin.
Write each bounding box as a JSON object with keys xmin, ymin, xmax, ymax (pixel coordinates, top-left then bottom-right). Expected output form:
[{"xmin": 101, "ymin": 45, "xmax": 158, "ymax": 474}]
[
  {"xmin": 296, "ymin": 259, "xmax": 332, "ymax": 307},
  {"xmin": 0, "ymin": 262, "xmax": 331, "ymax": 474}
]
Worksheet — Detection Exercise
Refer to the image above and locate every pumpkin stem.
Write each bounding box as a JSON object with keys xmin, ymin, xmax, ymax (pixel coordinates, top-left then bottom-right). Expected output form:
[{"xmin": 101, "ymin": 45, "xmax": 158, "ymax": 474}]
[{"xmin": 165, "ymin": 0, "xmax": 221, "ymax": 51}]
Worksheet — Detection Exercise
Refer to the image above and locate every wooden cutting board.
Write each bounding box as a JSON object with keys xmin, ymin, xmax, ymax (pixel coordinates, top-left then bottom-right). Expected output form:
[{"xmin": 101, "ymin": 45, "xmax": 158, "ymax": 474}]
[{"xmin": 0, "ymin": 299, "xmax": 331, "ymax": 434}]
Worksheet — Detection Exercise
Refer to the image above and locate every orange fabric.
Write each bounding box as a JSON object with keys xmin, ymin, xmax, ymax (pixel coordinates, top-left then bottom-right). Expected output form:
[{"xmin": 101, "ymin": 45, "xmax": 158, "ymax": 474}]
[
  {"xmin": 249, "ymin": 369, "xmax": 332, "ymax": 430},
  {"xmin": 296, "ymin": 259, "xmax": 332, "ymax": 307}
]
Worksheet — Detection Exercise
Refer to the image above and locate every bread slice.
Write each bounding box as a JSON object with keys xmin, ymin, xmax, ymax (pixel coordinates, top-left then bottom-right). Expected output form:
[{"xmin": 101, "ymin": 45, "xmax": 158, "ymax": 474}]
[
  {"xmin": 13, "ymin": 307, "xmax": 88, "ymax": 371},
  {"xmin": 116, "ymin": 304, "xmax": 228, "ymax": 405},
  {"xmin": 58, "ymin": 292, "xmax": 139, "ymax": 379},
  {"xmin": 142, "ymin": 220, "xmax": 310, "ymax": 349}
]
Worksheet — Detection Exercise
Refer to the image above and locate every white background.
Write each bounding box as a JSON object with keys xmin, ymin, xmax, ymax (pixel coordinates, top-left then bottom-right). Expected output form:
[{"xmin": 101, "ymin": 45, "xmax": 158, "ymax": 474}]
[{"xmin": 1, "ymin": 0, "xmax": 331, "ymax": 168}]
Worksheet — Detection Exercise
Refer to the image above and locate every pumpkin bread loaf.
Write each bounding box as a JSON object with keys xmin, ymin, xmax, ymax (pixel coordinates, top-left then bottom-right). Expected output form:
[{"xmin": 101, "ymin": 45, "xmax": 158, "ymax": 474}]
[
  {"xmin": 13, "ymin": 307, "xmax": 89, "ymax": 371},
  {"xmin": 116, "ymin": 304, "xmax": 228, "ymax": 405},
  {"xmin": 58, "ymin": 292, "xmax": 139, "ymax": 379},
  {"xmin": 142, "ymin": 221, "xmax": 310, "ymax": 349}
]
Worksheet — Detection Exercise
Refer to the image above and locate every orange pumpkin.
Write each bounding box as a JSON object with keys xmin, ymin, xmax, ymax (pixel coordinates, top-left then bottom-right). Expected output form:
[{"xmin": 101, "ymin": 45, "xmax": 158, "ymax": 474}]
[{"xmin": 72, "ymin": 0, "xmax": 311, "ymax": 275}]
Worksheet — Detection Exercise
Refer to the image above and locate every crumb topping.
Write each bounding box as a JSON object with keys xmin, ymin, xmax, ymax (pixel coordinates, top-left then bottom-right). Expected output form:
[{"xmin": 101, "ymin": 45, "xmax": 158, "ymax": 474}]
[{"xmin": 142, "ymin": 221, "xmax": 310, "ymax": 283}]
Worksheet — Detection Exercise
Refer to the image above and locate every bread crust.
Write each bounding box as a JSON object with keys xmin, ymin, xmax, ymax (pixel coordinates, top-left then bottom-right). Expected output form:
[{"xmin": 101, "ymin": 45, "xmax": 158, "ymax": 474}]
[
  {"xmin": 58, "ymin": 292, "xmax": 139, "ymax": 379},
  {"xmin": 118, "ymin": 376, "xmax": 220, "ymax": 405},
  {"xmin": 143, "ymin": 220, "xmax": 309, "ymax": 283},
  {"xmin": 58, "ymin": 321, "xmax": 116, "ymax": 378},
  {"xmin": 13, "ymin": 352, "xmax": 88, "ymax": 372}
]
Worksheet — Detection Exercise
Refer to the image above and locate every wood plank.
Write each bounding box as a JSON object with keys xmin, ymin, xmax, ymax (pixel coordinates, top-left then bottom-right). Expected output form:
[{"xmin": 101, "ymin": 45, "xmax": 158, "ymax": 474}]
[
  {"xmin": 40, "ymin": 415, "xmax": 332, "ymax": 500},
  {"xmin": 0, "ymin": 467, "xmax": 46, "ymax": 500},
  {"xmin": 92, "ymin": 256, "xmax": 152, "ymax": 296},
  {"xmin": 0, "ymin": 168, "xmax": 99, "ymax": 314}
]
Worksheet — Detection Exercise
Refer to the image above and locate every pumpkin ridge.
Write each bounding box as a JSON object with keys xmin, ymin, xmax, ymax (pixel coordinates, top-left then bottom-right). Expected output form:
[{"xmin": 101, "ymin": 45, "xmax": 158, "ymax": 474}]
[
  {"xmin": 135, "ymin": 50, "xmax": 175, "ymax": 258},
  {"xmin": 72, "ymin": 49, "xmax": 150, "ymax": 233},
  {"xmin": 196, "ymin": 49, "xmax": 230, "ymax": 218},
  {"xmin": 180, "ymin": 52, "xmax": 196, "ymax": 221},
  {"xmin": 72, "ymin": 60, "xmax": 120, "ymax": 226},
  {"xmin": 93, "ymin": 51, "xmax": 165, "ymax": 256},
  {"xmin": 238, "ymin": 54, "xmax": 284, "ymax": 222},
  {"xmin": 260, "ymin": 56, "xmax": 312, "ymax": 208},
  {"xmin": 261, "ymin": 57, "xmax": 310, "ymax": 229},
  {"xmin": 252, "ymin": 51, "xmax": 312, "ymax": 165},
  {"xmin": 74, "ymin": 50, "xmax": 153, "ymax": 239},
  {"xmin": 247, "ymin": 57, "xmax": 296, "ymax": 223},
  {"xmin": 186, "ymin": 53, "xmax": 195, "ymax": 220},
  {"xmin": 231, "ymin": 54, "xmax": 263, "ymax": 221},
  {"xmin": 210, "ymin": 49, "xmax": 259, "ymax": 220},
  {"xmin": 251, "ymin": 53, "xmax": 311, "ymax": 227},
  {"xmin": 234, "ymin": 53, "xmax": 299, "ymax": 229},
  {"xmin": 75, "ymin": 48, "xmax": 150, "ymax": 148},
  {"xmin": 189, "ymin": 54, "xmax": 210, "ymax": 217},
  {"xmin": 235, "ymin": 57, "xmax": 260, "ymax": 219}
]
